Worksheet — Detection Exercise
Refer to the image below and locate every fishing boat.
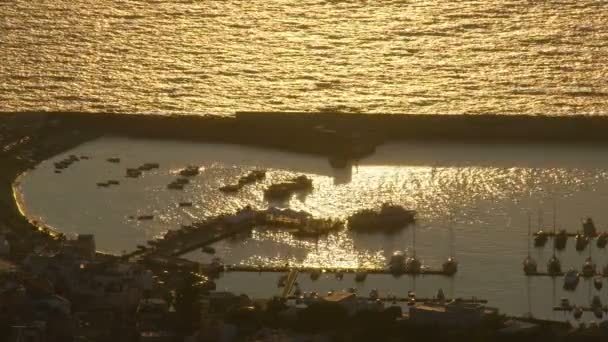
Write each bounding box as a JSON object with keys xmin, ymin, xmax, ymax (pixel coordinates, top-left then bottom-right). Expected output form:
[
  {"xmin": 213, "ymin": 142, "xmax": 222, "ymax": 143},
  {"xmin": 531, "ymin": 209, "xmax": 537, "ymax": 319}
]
[
  {"xmin": 582, "ymin": 256, "xmax": 596, "ymax": 278},
  {"xmin": 563, "ymin": 269, "xmax": 580, "ymax": 291},
  {"xmin": 576, "ymin": 233, "xmax": 589, "ymax": 251},
  {"xmin": 594, "ymin": 276, "xmax": 603, "ymax": 290}
]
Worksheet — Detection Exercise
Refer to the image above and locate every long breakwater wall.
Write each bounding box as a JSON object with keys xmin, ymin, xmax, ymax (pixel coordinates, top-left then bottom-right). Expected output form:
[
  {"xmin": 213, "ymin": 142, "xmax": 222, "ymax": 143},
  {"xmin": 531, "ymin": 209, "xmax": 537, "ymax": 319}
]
[{"xmin": 6, "ymin": 111, "xmax": 608, "ymax": 159}]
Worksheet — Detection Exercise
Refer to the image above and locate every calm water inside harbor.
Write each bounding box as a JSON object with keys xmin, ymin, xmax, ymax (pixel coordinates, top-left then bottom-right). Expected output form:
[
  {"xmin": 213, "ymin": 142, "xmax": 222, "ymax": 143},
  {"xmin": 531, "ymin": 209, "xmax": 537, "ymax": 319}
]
[{"xmin": 16, "ymin": 137, "xmax": 608, "ymax": 321}]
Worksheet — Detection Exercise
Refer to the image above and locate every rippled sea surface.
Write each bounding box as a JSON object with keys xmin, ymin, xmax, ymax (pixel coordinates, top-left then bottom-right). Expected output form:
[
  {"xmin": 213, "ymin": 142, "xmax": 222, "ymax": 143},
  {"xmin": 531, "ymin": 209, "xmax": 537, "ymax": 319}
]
[
  {"xmin": 2, "ymin": 1, "xmax": 608, "ymax": 114},
  {"xmin": 17, "ymin": 137, "xmax": 608, "ymax": 320}
]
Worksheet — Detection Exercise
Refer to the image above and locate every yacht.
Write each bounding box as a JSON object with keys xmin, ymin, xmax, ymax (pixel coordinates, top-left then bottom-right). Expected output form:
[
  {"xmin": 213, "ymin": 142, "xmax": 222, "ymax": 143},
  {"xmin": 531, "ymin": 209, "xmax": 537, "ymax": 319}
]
[
  {"xmin": 563, "ymin": 269, "xmax": 580, "ymax": 291},
  {"xmin": 547, "ymin": 255, "xmax": 562, "ymax": 275},
  {"xmin": 594, "ymin": 276, "xmax": 603, "ymax": 290},
  {"xmin": 582, "ymin": 257, "xmax": 596, "ymax": 278},
  {"xmin": 575, "ymin": 233, "xmax": 589, "ymax": 251},
  {"xmin": 388, "ymin": 251, "xmax": 406, "ymax": 274}
]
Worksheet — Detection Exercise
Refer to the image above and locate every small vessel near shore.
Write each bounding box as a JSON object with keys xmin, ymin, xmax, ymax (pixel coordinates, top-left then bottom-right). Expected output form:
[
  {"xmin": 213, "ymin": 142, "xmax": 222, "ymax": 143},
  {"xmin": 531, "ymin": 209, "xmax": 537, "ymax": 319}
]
[
  {"xmin": 178, "ymin": 202, "xmax": 193, "ymax": 207},
  {"xmin": 107, "ymin": 180, "xmax": 119, "ymax": 185},
  {"xmin": 106, "ymin": 157, "xmax": 120, "ymax": 163},
  {"xmin": 96, "ymin": 182, "xmax": 109, "ymax": 187},
  {"xmin": 388, "ymin": 251, "xmax": 406, "ymax": 274},
  {"xmin": 219, "ymin": 184, "xmax": 241, "ymax": 193},
  {"xmin": 126, "ymin": 168, "xmax": 142, "ymax": 178},
  {"xmin": 137, "ymin": 215, "xmax": 154, "ymax": 221}
]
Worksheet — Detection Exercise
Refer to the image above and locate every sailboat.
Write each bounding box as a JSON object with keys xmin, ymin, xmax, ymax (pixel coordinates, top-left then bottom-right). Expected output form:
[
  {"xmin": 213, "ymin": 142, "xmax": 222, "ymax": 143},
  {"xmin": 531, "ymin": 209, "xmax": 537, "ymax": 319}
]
[
  {"xmin": 523, "ymin": 214, "xmax": 538, "ymax": 275},
  {"xmin": 405, "ymin": 223, "xmax": 422, "ymax": 273},
  {"xmin": 442, "ymin": 214, "xmax": 458, "ymax": 276},
  {"xmin": 582, "ymin": 245, "xmax": 596, "ymax": 278},
  {"xmin": 546, "ymin": 204, "xmax": 562, "ymax": 276},
  {"xmin": 534, "ymin": 210, "xmax": 548, "ymax": 247}
]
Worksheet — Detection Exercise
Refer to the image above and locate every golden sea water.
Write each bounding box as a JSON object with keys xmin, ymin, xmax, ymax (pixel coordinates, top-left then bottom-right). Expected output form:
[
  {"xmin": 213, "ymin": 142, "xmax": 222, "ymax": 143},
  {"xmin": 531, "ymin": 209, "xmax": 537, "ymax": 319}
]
[{"xmin": 1, "ymin": 0, "xmax": 608, "ymax": 114}]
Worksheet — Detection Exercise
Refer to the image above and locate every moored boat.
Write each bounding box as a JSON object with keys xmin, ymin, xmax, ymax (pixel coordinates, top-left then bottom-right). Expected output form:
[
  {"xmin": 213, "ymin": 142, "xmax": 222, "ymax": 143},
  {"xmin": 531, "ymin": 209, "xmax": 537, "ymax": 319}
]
[
  {"xmin": 583, "ymin": 217, "xmax": 598, "ymax": 237},
  {"xmin": 582, "ymin": 257, "xmax": 596, "ymax": 278},
  {"xmin": 554, "ymin": 229, "xmax": 568, "ymax": 250},
  {"xmin": 388, "ymin": 251, "xmax": 406, "ymax": 274},
  {"xmin": 547, "ymin": 255, "xmax": 562, "ymax": 275},
  {"xmin": 354, "ymin": 271, "xmax": 367, "ymax": 282},
  {"xmin": 347, "ymin": 203, "xmax": 416, "ymax": 232},
  {"xmin": 534, "ymin": 230, "xmax": 548, "ymax": 247},
  {"xmin": 179, "ymin": 165, "xmax": 200, "ymax": 177},
  {"xmin": 594, "ymin": 276, "xmax": 603, "ymax": 290},
  {"xmin": 576, "ymin": 233, "xmax": 589, "ymax": 251},
  {"xmin": 597, "ymin": 232, "xmax": 608, "ymax": 248},
  {"xmin": 563, "ymin": 269, "xmax": 580, "ymax": 291}
]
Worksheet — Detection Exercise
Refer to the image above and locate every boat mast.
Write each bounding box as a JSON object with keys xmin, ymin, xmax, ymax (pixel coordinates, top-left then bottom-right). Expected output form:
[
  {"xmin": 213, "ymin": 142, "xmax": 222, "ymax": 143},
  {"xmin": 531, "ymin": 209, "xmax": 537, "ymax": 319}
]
[
  {"xmin": 413, "ymin": 222, "xmax": 416, "ymax": 258},
  {"xmin": 552, "ymin": 201, "xmax": 556, "ymax": 257},
  {"xmin": 450, "ymin": 212, "xmax": 455, "ymax": 258},
  {"xmin": 527, "ymin": 212, "xmax": 531, "ymax": 258}
]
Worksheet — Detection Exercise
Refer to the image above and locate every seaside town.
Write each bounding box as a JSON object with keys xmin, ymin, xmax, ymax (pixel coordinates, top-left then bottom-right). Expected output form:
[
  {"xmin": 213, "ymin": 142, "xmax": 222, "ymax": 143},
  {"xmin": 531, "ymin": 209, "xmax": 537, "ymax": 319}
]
[{"xmin": 3, "ymin": 113, "xmax": 608, "ymax": 341}]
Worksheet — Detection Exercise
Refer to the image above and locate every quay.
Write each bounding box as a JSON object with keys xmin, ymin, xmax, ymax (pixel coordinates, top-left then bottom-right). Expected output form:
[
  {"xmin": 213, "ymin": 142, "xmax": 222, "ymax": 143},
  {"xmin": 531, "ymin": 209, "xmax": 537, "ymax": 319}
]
[{"xmin": 225, "ymin": 264, "xmax": 455, "ymax": 276}]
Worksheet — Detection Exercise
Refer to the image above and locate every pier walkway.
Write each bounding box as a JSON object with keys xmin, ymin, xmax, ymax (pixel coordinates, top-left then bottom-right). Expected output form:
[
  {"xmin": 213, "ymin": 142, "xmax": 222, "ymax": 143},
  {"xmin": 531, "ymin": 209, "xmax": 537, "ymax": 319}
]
[{"xmin": 281, "ymin": 269, "xmax": 299, "ymax": 298}]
